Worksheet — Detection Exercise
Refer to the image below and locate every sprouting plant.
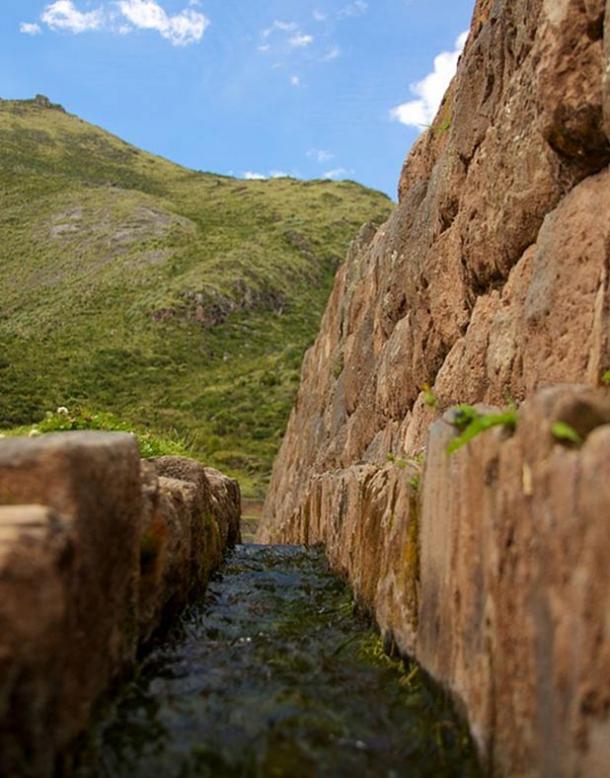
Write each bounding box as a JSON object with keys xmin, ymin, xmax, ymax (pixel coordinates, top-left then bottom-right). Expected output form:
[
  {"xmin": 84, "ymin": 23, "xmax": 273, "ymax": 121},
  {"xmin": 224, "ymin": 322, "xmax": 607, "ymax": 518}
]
[
  {"xmin": 412, "ymin": 451, "xmax": 425, "ymax": 467},
  {"xmin": 409, "ymin": 472, "xmax": 421, "ymax": 492},
  {"xmin": 387, "ymin": 453, "xmax": 408, "ymax": 469},
  {"xmin": 436, "ymin": 117, "xmax": 452, "ymax": 134},
  {"xmin": 447, "ymin": 404, "xmax": 518, "ymax": 454},
  {"xmin": 419, "ymin": 116, "xmax": 452, "ymax": 135},
  {"xmin": 551, "ymin": 421, "xmax": 582, "ymax": 445},
  {"xmin": 358, "ymin": 633, "xmax": 400, "ymax": 670},
  {"xmin": 422, "ymin": 384, "xmax": 438, "ymax": 409},
  {"xmin": 602, "ymin": 370, "xmax": 610, "ymax": 386},
  {"xmin": 399, "ymin": 662, "xmax": 420, "ymax": 688},
  {"xmin": 387, "ymin": 452, "xmax": 425, "ymax": 482},
  {"xmin": 332, "ymin": 353, "xmax": 344, "ymax": 379},
  {"xmin": 451, "ymin": 405, "xmax": 479, "ymax": 430}
]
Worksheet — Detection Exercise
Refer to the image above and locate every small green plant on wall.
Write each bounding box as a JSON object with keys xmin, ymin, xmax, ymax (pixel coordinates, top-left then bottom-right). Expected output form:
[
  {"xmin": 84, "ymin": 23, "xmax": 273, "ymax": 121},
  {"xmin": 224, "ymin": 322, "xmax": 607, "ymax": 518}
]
[
  {"xmin": 387, "ymin": 451, "xmax": 425, "ymax": 488},
  {"xmin": 447, "ymin": 404, "xmax": 518, "ymax": 454},
  {"xmin": 551, "ymin": 421, "xmax": 582, "ymax": 445},
  {"xmin": 422, "ymin": 384, "xmax": 438, "ymax": 409},
  {"xmin": 386, "ymin": 452, "xmax": 408, "ymax": 469}
]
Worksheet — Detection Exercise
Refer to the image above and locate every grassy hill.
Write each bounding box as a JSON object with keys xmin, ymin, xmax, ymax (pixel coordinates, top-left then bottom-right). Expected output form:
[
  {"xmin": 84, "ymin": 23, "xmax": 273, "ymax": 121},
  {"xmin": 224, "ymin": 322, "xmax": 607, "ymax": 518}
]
[{"xmin": 0, "ymin": 96, "xmax": 392, "ymax": 495}]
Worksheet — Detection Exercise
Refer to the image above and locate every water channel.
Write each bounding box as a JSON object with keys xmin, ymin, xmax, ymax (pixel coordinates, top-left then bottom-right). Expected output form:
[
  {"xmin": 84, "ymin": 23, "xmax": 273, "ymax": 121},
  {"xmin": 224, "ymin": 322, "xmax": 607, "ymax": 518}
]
[{"xmin": 76, "ymin": 544, "xmax": 480, "ymax": 777}]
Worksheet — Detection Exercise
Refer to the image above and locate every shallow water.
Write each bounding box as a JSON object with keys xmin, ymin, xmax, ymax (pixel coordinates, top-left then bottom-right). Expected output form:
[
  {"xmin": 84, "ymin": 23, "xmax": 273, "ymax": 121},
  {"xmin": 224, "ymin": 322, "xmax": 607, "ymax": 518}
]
[{"xmin": 77, "ymin": 545, "xmax": 480, "ymax": 778}]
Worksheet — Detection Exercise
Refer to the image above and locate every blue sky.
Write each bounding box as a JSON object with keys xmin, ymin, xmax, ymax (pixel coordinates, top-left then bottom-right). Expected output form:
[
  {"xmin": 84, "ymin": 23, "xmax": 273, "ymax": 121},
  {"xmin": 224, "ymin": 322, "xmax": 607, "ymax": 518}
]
[{"xmin": 2, "ymin": 0, "xmax": 474, "ymax": 198}]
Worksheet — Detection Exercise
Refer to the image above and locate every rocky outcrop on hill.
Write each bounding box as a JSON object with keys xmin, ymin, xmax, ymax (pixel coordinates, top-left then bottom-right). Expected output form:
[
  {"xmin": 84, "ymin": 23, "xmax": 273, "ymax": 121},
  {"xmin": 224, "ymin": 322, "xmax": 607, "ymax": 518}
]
[
  {"xmin": 0, "ymin": 94, "xmax": 66, "ymax": 113},
  {"xmin": 0, "ymin": 434, "xmax": 240, "ymax": 778},
  {"xmin": 259, "ymin": 0, "xmax": 610, "ymax": 774}
]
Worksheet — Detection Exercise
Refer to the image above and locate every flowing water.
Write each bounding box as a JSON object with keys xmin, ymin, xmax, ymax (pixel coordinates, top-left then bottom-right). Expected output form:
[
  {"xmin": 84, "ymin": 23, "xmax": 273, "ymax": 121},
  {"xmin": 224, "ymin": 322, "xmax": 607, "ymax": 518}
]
[{"xmin": 77, "ymin": 545, "xmax": 480, "ymax": 778}]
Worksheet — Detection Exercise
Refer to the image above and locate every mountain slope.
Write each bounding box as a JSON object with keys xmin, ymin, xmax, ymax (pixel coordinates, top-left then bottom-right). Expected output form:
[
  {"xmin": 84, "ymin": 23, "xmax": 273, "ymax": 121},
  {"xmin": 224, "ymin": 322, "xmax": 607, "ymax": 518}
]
[{"xmin": 0, "ymin": 96, "xmax": 392, "ymax": 495}]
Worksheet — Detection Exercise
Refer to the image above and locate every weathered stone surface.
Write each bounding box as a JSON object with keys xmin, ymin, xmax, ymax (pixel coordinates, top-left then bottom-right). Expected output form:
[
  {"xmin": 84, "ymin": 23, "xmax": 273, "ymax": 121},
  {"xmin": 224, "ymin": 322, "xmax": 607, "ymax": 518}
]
[
  {"xmin": 264, "ymin": 386, "xmax": 610, "ymax": 774},
  {"xmin": 418, "ymin": 387, "xmax": 610, "ymax": 775},
  {"xmin": 260, "ymin": 0, "xmax": 610, "ymax": 773},
  {"xmin": 138, "ymin": 460, "xmax": 170, "ymax": 643},
  {"xmin": 152, "ymin": 458, "xmax": 209, "ymax": 594},
  {"xmin": 204, "ymin": 466, "xmax": 242, "ymax": 548},
  {"xmin": 0, "ymin": 434, "xmax": 241, "ymax": 777},
  {"xmin": 138, "ymin": 472, "xmax": 197, "ymax": 639},
  {"xmin": 151, "ymin": 457, "xmax": 241, "ymax": 551},
  {"xmin": 0, "ymin": 433, "xmax": 142, "ymax": 751},
  {"xmin": 263, "ymin": 464, "xmax": 421, "ymax": 656},
  {"xmin": 151, "ymin": 455, "xmax": 210, "ymax": 495},
  {"xmin": 604, "ymin": 0, "xmax": 610, "ymax": 140},
  {"xmin": 537, "ymin": 0, "xmax": 609, "ymax": 170},
  {"xmin": 0, "ymin": 506, "xmax": 71, "ymax": 778},
  {"xmin": 157, "ymin": 476, "xmax": 199, "ymax": 605},
  {"xmin": 263, "ymin": 0, "xmax": 610, "ymax": 527}
]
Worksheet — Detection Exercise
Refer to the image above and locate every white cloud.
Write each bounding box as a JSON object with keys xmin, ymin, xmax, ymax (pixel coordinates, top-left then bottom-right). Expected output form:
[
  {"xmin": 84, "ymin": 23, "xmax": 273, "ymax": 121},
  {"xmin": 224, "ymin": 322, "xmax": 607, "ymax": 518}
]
[
  {"xmin": 38, "ymin": 0, "xmax": 209, "ymax": 45},
  {"xmin": 323, "ymin": 167, "xmax": 351, "ymax": 179},
  {"xmin": 19, "ymin": 22, "xmax": 42, "ymax": 35},
  {"xmin": 263, "ymin": 20, "xmax": 297, "ymax": 38},
  {"xmin": 338, "ymin": 1, "xmax": 367, "ymax": 19},
  {"xmin": 307, "ymin": 148, "xmax": 334, "ymax": 163},
  {"xmin": 313, "ymin": 10, "xmax": 327, "ymax": 22},
  {"xmin": 290, "ymin": 75, "xmax": 301, "ymax": 87},
  {"xmin": 289, "ymin": 33, "xmax": 313, "ymax": 48},
  {"xmin": 117, "ymin": 0, "xmax": 209, "ymax": 46},
  {"xmin": 390, "ymin": 31, "xmax": 468, "ymax": 130},
  {"xmin": 41, "ymin": 1, "xmax": 103, "ymax": 33},
  {"xmin": 321, "ymin": 45, "xmax": 340, "ymax": 61},
  {"xmin": 243, "ymin": 170, "xmax": 291, "ymax": 180},
  {"xmin": 260, "ymin": 18, "xmax": 318, "ymax": 59}
]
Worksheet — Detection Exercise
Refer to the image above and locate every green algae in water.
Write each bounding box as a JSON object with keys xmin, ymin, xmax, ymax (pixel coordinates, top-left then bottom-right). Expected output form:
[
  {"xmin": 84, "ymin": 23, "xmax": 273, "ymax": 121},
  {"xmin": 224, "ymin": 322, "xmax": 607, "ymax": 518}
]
[{"xmin": 77, "ymin": 546, "xmax": 480, "ymax": 778}]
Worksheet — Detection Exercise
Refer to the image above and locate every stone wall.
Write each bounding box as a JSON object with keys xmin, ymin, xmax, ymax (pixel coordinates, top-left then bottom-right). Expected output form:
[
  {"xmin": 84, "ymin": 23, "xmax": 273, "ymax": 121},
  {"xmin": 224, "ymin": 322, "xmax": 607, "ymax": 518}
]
[
  {"xmin": 265, "ymin": 386, "xmax": 610, "ymax": 774},
  {"xmin": 259, "ymin": 0, "xmax": 610, "ymax": 774},
  {"xmin": 0, "ymin": 432, "xmax": 240, "ymax": 778}
]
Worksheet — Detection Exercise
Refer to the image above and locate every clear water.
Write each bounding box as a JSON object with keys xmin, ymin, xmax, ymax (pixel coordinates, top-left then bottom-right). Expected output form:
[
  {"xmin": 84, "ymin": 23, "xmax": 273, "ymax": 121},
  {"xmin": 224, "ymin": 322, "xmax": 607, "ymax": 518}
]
[{"xmin": 77, "ymin": 545, "xmax": 480, "ymax": 778}]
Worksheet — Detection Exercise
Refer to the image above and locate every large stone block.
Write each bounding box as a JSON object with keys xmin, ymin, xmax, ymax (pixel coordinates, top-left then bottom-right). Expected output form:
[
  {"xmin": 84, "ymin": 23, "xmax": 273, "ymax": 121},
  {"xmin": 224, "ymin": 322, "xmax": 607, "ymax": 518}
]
[
  {"xmin": 418, "ymin": 387, "xmax": 610, "ymax": 775},
  {"xmin": 604, "ymin": 0, "xmax": 610, "ymax": 140},
  {"xmin": 0, "ymin": 433, "xmax": 142, "ymax": 750},
  {"xmin": 538, "ymin": 0, "xmax": 609, "ymax": 170},
  {"xmin": 0, "ymin": 506, "xmax": 71, "ymax": 778},
  {"xmin": 204, "ymin": 466, "xmax": 241, "ymax": 548},
  {"xmin": 152, "ymin": 458, "xmax": 241, "ymax": 565},
  {"xmin": 140, "ymin": 458, "xmax": 241, "ymax": 640}
]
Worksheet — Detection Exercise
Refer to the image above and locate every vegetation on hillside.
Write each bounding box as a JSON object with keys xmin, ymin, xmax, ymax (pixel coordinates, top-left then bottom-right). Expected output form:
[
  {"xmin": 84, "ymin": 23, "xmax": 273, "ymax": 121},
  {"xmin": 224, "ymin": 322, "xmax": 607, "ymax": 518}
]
[
  {"xmin": 2, "ymin": 406, "xmax": 193, "ymax": 460},
  {"xmin": 0, "ymin": 97, "xmax": 392, "ymax": 495}
]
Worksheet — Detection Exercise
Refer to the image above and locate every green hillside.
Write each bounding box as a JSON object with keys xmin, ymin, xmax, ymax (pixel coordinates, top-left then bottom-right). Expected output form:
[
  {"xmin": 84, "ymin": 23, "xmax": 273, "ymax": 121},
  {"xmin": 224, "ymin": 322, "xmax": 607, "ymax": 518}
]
[{"xmin": 0, "ymin": 96, "xmax": 392, "ymax": 495}]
